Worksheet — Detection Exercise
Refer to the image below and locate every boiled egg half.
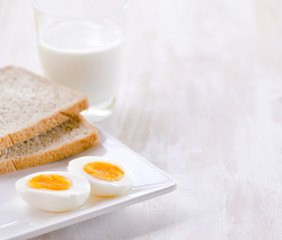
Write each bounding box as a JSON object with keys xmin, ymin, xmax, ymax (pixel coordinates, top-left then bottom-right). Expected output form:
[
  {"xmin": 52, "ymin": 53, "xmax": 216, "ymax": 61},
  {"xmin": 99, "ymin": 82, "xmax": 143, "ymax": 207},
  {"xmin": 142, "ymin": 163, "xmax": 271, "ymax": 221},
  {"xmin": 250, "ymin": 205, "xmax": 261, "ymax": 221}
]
[
  {"xmin": 67, "ymin": 156, "xmax": 133, "ymax": 196},
  {"xmin": 15, "ymin": 171, "xmax": 90, "ymax": 212}
]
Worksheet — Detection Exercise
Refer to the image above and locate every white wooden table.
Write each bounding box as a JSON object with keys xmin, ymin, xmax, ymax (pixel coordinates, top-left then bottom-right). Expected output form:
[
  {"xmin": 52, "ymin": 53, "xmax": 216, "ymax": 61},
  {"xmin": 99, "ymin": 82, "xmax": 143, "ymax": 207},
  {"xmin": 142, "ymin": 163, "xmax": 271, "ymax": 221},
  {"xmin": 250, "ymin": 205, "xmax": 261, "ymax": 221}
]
[{"xmin": 2, "ymin": 0, "xmax": 282, "ymax": 239}]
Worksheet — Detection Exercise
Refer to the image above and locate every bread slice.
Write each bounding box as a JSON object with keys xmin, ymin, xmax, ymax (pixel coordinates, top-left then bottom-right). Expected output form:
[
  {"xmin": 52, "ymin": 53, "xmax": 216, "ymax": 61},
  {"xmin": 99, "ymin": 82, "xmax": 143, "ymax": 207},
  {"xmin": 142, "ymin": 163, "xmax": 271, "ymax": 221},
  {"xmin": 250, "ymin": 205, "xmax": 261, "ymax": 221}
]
[
  {"xmin": 0, "ymin": 66, "xmax": 89, "ymax": 151},
  {"xmin": 0, "ymin": 115, "xmax": 99, "ymax": 175}
]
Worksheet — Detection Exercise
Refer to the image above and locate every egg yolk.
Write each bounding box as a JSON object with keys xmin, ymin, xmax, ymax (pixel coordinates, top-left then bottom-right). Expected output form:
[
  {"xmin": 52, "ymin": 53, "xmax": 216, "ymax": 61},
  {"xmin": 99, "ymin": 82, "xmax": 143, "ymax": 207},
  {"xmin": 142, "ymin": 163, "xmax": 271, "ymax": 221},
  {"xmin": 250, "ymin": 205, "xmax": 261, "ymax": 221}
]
[
  {"xmin": 83, "ymin": 162, "xmax": 124, "ymax": 181},
  {"xmin": 27, "ymin": 174, "xmax": 72, "ymax": 190}
]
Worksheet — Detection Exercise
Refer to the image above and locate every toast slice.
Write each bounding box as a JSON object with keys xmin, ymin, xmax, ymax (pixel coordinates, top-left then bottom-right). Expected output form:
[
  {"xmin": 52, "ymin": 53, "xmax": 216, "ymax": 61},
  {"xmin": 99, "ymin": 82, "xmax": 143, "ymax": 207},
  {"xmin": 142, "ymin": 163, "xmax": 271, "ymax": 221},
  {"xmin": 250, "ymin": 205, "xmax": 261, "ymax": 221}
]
[
  {"xmin": 0, "ymin": 66, "xmax": 89, "ymax": 151},
  {"xmin": 0, "ymin": 115, "xmax": 99, "ymax": 175}
]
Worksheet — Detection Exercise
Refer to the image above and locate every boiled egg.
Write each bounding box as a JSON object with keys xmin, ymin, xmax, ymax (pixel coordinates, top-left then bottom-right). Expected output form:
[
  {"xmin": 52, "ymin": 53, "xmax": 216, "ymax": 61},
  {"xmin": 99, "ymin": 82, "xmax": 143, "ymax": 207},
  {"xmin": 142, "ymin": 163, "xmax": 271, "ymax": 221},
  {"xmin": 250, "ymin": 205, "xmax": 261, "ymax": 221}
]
[
  {"xmin": 15, "ymin": 171, "xmax": 90, "ymax": 212},
  {"xmin": 67, "ymin": 156, "xmax": 133, "ymax": 196}
]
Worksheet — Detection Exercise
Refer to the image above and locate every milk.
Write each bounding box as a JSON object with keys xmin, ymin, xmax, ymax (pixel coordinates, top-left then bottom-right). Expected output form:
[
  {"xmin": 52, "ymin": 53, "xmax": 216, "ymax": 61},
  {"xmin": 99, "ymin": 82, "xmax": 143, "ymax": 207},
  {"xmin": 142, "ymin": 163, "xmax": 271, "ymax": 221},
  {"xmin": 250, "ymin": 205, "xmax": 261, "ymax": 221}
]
[{"xmin": 38, "ymin": 20, "xmax": 123, "ymax": 106}]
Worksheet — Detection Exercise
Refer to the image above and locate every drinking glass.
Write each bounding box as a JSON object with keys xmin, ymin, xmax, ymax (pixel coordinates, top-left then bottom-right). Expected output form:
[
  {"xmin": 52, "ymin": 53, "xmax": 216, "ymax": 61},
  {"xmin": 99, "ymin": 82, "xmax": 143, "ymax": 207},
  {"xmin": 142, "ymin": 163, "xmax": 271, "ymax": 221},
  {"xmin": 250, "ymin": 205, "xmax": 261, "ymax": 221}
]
[{"xmin": 32, "ymin": 0, "xmax": 127, "ymax": 121}]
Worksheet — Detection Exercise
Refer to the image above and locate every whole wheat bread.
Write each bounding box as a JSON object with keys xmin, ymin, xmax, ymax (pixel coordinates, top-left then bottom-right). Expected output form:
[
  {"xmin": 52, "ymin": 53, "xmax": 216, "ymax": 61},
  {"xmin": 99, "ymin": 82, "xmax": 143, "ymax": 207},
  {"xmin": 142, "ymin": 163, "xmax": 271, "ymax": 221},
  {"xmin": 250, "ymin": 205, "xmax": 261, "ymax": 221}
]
[
  {"xmin": 0, "ymin": 115, "xmax": 99, "ymax": 175},
  {"xmin": 0, "ymin": 66, "xmax": 89, "ymax": 151}
]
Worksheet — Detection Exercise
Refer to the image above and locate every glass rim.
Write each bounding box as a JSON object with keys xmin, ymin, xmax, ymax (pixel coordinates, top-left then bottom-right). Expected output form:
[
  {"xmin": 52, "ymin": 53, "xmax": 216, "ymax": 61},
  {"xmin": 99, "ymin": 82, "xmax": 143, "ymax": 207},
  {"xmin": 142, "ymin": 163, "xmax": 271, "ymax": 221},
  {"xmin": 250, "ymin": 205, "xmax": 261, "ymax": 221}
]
[{"xmin": 31, "ymin": 0, "xmax": 128, "ymax": 19}]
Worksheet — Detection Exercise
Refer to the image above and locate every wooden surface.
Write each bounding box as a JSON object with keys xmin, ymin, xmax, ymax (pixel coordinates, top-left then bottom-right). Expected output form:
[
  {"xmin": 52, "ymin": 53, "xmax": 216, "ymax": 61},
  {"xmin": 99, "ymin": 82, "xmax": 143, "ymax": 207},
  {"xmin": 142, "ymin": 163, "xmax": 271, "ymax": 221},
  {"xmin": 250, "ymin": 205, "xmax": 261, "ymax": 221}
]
[{"xmin": 1, "ymin": 0, "xmax": 282, "ymax": 239}]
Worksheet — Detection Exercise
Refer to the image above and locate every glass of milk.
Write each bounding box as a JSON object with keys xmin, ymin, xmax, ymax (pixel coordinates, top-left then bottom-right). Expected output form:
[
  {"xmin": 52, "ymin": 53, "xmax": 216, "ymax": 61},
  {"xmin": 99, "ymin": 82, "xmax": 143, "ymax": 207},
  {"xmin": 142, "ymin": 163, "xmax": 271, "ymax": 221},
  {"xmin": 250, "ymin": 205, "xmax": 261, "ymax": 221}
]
[{"xmin": 31, "ymin": 0, "xmax": 127, "ymax": 121}]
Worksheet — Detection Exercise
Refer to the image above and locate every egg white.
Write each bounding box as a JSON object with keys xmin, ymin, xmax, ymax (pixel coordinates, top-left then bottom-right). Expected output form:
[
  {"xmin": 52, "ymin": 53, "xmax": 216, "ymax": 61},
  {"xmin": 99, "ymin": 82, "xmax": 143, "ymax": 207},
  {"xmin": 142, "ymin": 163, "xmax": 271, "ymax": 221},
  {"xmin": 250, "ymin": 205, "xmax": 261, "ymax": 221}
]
[
  {"xmin": 67, "ymin": 156, "xmax": 133, "ymax": 196},
  {"xmin": 15, "ymin": 171, "xmax": 90, "ymax": 212}
]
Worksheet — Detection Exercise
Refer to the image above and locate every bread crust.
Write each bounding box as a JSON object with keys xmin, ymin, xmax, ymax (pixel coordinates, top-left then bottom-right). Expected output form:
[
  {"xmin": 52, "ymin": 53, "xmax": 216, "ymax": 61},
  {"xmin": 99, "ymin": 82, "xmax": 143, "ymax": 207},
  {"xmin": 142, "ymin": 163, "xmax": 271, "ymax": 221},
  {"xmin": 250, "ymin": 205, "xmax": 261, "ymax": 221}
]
[
  {"xmin": 0, "ymin": 160, "xmax": 16, "ymax": 175},
  {"xmin": 0, "ymin": 66, "xmax": 89, "ymax": 151}
]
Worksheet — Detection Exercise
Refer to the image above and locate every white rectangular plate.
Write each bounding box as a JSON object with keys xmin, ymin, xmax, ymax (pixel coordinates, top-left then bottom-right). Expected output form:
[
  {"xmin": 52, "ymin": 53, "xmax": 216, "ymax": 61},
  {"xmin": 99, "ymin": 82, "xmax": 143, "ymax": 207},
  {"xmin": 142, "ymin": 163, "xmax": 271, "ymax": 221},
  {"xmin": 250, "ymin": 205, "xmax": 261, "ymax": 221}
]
[{"xmin": 0, "ymin": 129, "xmax": 177, "ymax": 240}]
